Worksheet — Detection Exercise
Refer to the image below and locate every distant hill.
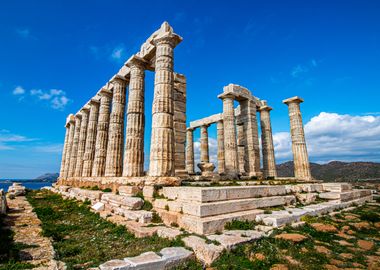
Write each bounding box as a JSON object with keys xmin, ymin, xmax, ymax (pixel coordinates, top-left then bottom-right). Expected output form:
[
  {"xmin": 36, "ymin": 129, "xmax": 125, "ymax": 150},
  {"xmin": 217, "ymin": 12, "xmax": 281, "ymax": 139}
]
[
  {"xmin": 34, "ymin": 173, "xmax": 59, "ymax": 182},
  {"xmin": 276, "ymin": 161, "xmax": 380, "ymax": 182}
]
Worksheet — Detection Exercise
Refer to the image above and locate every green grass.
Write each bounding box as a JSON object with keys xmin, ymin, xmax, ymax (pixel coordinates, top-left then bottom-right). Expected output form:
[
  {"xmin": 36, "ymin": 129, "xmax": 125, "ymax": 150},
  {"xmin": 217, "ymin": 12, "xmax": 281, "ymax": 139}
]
[
  {"xmin": 26, "ymin": 190, "xmax": 183, "ymax": 270},
  {"xmin": 224, "ymin": 219, "xmax": 257, "ymax": 230},
  {"xmin": 0, "ymin": 214, "xmax": 35, "ymax": 270}
]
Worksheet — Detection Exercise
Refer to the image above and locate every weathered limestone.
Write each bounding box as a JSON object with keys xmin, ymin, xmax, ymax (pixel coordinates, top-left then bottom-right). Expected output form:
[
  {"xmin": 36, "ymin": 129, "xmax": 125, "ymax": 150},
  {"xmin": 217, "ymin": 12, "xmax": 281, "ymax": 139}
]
[
  {"xmin": 283, "ymin": 96, "xmax": 311, "ymax": 180},
  {"xmin": 185, "ymin": 128, "xmax": 195, "ymax": 174},
  {"xmin": 82, "ymin": 99, "xmax": 100, "ymax": 177},
  {"xmin": 236, "ymin": 124, "xmax": 246, "ymax": 175},
  {"xmin": 149, "ymin": 31, "xmax": 182, "ymax": 177},
  {"xmin": 123, "ymin": 56, "xmax": 146, "ymax": 177},
  {"xmin": 67, "ymin": 114, "xmax": 82, "ymax": 177},
  {"xmin": 183, "ymin": 235, "xmax": 224, "ymax": 266},
  {"xmin": 105, "ymin": 76, "xmax": 128, "ymax": 177},
  {"xmin": 92, "ymin": 88, "xmax": 113, "ymax": 177},
  {"xmin": 240, "ymin": 99, "xmax": 261, "ymax": 177},
  {"xmin": 74, "ymin": 107, "xmax": 90, "ymax": 177},
  {"xmin": 216, "ymin": 120, "xmax": 225, "ymax": 174},
  {"xmin": 219, "ymin": 94, "xmax": 239, "ymax": 178},
  {"xmin": 200, "ymin": 125, "xmax": 210, "ymax": 163},
  {"xmin": 173, "ymin": 73, "xmax": 187, "ymax": 176},
  {"xmin": 59, "ymin": 114, "xmax": 75, "ymax": 178},
  {"xmin": 259, "ymin": 104, "xmax": 277, "ymax": 178}
]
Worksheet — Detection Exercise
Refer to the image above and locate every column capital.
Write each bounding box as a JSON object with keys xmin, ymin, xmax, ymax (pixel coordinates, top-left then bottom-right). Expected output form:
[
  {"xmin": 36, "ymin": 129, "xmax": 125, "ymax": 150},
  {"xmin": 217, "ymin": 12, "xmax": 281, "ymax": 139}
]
[
  {"xmin": 258, "ymin": 105, "xmax": 273, "ymax": 112},
  {"xmin": 200, "ymin": 124, "xmax": 210, "ymax": 129},
  {"xmin": 187, "ymin": 127, "xmax": 196, "ymax": 132},
  {"xmin": 89, "ymin": 98, "xmax": 100, "ymax": 106},
  {"xmin": 65, "ymin": 114, "xmax": 75, "ymax": 127},
  {"xmin": 110, "ymin": 74, "xmax": 128, "ymax": 85},
  {"xmin": 152, "ymin": 32, "xmax": 183, "ymax": 48},
  {"xmin": 218, "ymin": 92, "xmax": 236, "ymax": 100},
  {"xmin": 99, "ymin": 87, "xmax": 113, "ymax": 97},
  {"xmin": 283, "ymin": 96, "xmax": 304, "ymax": 105},
  {"xmin": 80, "ymin": 105, "xmax": 90, "ymax": 114},
  {"xmin": 125, "ymin": 55, "xmax": 148, "ymax": 69}
]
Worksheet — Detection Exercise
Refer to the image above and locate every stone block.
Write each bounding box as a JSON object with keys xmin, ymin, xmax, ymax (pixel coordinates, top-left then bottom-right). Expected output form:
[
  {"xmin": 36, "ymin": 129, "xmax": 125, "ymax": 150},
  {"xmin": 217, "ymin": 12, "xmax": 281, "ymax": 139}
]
[
  {"xmin": 92, "ymin": 202, "xmax": 105, "ymax": 212},
  {"xmin": 322, "ymin": 183, "xmax": 352, "ymax": 192},
  {"xmin": 183, "ymin": 236, "xmax": 223, "ymax": 266},
  {"xmin": 118, "ymin": 186, "xmax": 140, "ymax": 196},
  {"xmin": 296, "ymin": 193, "xmax": 317, "ymax": 204},
  {"xmin": 124, "ymin": 251, "xmax": 165, "ymax": 270},
  {"xmin": 101, "ymin": 194, "xmax": 143, "ymax": 210},
  {"xmin": 125, "ymin": 221, "xmax": 158, "ymax": 238},
  {"xmin": 174, "ymin": 101, "xmax": 186, "ymax": 113},
  {"xmin": 99, "ymin": 259, "xmax": 131, "ymax": 270},
  {"xmin": 121, "ymin": 210, "xmax": 152, "ymax": 224},
  {"xmin": 207, "ymin": 230, "xmax": 264, "ymax": 250},
  {"xmin": 154, "ymin": 199, "xmax": 184, "ymax": 212},
  {"xmin": 156, "ymin": 227, "xmax": 182, "ymax": 239},
  {"xmin": 143, "ymin": 186, "xmax": 155, "ymax": 199},
  {"xmin": 174, "ymin": 91, "xmax": 186, "ymax": 103},
  {"xmin": 160, "ymin": 247, "xmax": 193, "ymax": 269}
]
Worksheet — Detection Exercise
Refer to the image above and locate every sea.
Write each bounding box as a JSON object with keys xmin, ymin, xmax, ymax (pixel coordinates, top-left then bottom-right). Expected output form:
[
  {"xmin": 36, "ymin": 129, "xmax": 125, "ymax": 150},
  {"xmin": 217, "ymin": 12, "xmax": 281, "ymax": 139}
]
[{"xmin": 0, "ymin": 179, "xmax": 53, "ymax": 191}]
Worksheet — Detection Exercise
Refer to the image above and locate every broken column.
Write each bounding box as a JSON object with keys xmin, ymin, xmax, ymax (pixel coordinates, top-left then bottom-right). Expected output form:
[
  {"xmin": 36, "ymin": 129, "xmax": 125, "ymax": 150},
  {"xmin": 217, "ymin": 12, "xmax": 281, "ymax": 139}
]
[
  {"xmin": 123, "ymin": 56, "xmax": 146, "ymax": 177},
  {"xmin": 216, "ymin": 120, "xmax": 225, "ymax": 174},
  {"xmin": 60, "ymin": 114, "xmax": 75, "ymax": 179},
  {"xmin": 259, "ymin": 103, "xmax": 277, "ymax": 178},
  {"xmin": 67, "ymin": 114, "xmax": 82, "ymax": 177},
  {"xmin": 173, "ymin": 73, "xmax": 187, "ymax": 176},
  {"xmin": 74, "ymin": 106, "xmax": 90, "ymax": 177},
  {"xmin": 105, "ymin": 75, "xmax": 127, "ymax": 177},
  {"xmin": 82, "ymin": 98, "xmax": 100, "ymax": 177},
  {"xmin": 92, "ymin": 87, "xmax": 113, "ymax": 177},
  {"xmin": 219, "ymin": 93, "xmax": 239, "ymax": 178},
  {"xmin": 283, "ymin": 96, "xmax": 311, "ymax": 180},
  {"xmin": 186, "ymin": 128, "xmax": 195, "ymax": 175},
  {"xmin": 149, "ymin": 29, "xmax": 182, "ymax": 177}
]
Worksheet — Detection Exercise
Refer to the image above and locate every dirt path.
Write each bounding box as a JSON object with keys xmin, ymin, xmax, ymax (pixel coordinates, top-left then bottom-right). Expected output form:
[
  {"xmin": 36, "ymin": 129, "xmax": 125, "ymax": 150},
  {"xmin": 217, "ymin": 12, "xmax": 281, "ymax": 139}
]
[{"xmin": 5, "ymin": 195, "xmax": 64, "ymax": 269}]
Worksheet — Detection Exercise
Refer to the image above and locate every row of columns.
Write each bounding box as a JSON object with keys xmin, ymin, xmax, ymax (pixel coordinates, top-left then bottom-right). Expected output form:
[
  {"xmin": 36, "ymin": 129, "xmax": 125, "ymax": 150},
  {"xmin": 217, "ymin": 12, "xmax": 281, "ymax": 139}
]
[{"xmin": 60, "ymin": 32, "xmax": 182, "ymax": 180}]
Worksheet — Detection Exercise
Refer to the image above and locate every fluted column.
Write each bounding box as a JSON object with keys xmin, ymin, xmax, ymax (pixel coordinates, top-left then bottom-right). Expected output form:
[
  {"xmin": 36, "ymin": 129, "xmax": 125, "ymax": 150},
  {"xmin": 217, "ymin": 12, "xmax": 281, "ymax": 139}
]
[
  {"xmin": 259, "ymin": 105, "xmax": 277, "ymax": 178},
  {"xmin": 200, "ymin": 125, "xmax": 210, "ymax": 163},
  {"xmin": 82, "ymin": 99, "xmax": 100, "ymax": 177},
  {"xmin": 149, "ymin": 32, "xmax": 182, "ymax": 177},
  {"xmin": 123, "ymin": 56, "xmax": 146, "ymax": 177},
  {"xmin": 240, "ymin": 99, "xmax": 261, "ymax": 177},
  {"xmin": 67, "ymin": 114, "xmax": 82, "ymax": 177},
  {"xmin": 283, "ymin": 96, "xmax": 311, "ymax": 180},
  {"xmin": 92, "ymin": 88, "xmax": 112, "ymax": 177},
  {"xmin": 186, "ymin": 128, "xmax": 195, "ymax": 174},
  {"xmin": 105, "ymin": 76, "xmax": 127, "ymax": 177},
  {"xmin": 216, "ymin": 120, "xmax": 225, "ymax": 174},
  {"xmin": 219, "ymin": 94, "xmax": 239, "ymax": 178},
  {"xmin": 74, "ymin": 107, "xmax": 90, "ymax": 177},
  {"xmin": 237, "ymin": 124, "xmax": 246, "ymax": 175},
  {"xmin": 60, "ymin": 114, "xmax": 75, "ymax": 178}
]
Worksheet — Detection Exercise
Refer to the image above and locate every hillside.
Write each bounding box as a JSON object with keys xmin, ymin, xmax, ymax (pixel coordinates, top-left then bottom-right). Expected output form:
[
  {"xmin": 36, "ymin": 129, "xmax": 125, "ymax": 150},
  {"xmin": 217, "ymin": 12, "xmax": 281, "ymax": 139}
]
[
  {"xmin": 34, "ymin": 173, "xmax": 59, "ymax": 182},
  {"xmin": 277, "ymin": 161, "xmax": 380, "ymax": 182}
]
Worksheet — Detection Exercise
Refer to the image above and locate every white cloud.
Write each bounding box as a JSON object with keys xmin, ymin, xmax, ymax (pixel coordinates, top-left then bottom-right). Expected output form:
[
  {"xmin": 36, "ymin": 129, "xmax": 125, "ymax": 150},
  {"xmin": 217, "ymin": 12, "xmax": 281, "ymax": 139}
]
[
  {"xmin": 29, "ymin": 88, "xmax": 70, "ymax": 110},
  {"xmin": 273, "ymin": 112, "xmax": 380, "ymax": 163},
  {"xmin": 111, "ymin": 46, "xmax": 124, "ymax": 61},
  {"xmin": 33, "ymin": 144, "xmax": 63, "ymax": 153},
  {"xmin": 291, "ymin": 64, "xmax": 308, "ymax": 78},
  {"xmin": 12, "ymin": 86, "xmax": 25, "ymax": 95},
  {"xmin": 16, "ymin": 28, "xmax": 30, "ymax": 38},
  {"xmin": 0, "ymin": 130, "xmax": 36, "ymax": 151}
]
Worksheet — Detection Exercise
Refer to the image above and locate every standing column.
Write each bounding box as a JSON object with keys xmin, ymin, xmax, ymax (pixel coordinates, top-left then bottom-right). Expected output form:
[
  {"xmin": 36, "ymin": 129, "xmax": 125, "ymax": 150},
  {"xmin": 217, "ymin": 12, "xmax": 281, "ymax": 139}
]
[
  {"xmin": 74, "ymin": 106, "xmax": 90, "ymax": 177},
  {"xmin": 236, "ymin": 123, "xmax": 246, "ymax": 175},
  {"xmin": 200, "ymin": 125, "xmax": 210, "ymax": 163},
  {"xmin": 259, "ymin": 105, "xmax": 277, "ymax": 178},
  {"xmin": 82, "ymin": 99, "xmax": 100, "ymax": 177},
  {"xmin": 240, "ymin": 99, "xmax": 261, "ymax": 177},
  {"xmin": 123, "ymin": 56, "xmax": 146, "ymax": 177},
  {"xmin": 149, "ymin": 32, "xmax": 182, "ymax": 177},
  {"xmin": 60, "ymin": 114, "xmax": 75, "ymax": 178},
  {"xmin": 186, "ymin": 128, "xmax": 195, "ymax": 174},
  {"xmin": 67, "ymin": 114, "xmax": 82, "ymax": 177},
  {"xmin": 219, "ymin": 94, "xmax": 239, "ymax": 178},
  {"xmin": 283, "ymin": 96, "xmax": 311, "ymax": 180},
  {"xmin": 92, "ymin": 88, "xmax": 112, "ymax": 177},
  {"xmin": 216, "ymin": 120, "xmax": 225, "ymax": 174},
  {"xmin": 105, "ymin": 76, "xmax": 127, "ymax": 177}
]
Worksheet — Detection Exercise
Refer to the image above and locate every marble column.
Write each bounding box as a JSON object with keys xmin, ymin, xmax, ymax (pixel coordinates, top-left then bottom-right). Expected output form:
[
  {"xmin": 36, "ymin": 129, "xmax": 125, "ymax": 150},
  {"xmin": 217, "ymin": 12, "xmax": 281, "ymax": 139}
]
[
  {"xmin": 219, "ymin": 94, "xmax": 239, "ymax": 178},
  {"xmin": 237, "ymin": 123, "xmax": 246, "ymax": 175},
  {"xmin": 259, "ymin": 104, "xmax": 277, "ymax": 178},
  {"xmin": 92, "ymin": 88, "xmax": 113, "ymax": 177},
  {"xmin": 82, "ymin": 99, "xmax": 100, "ymax": 177},
  {"xmin": 216, "ymin": 120, "xmax": 225, "ymax": 174},
  {"xmin": 74, "ymin": 106, "xmax": 90, "ymax": 177},
  {"xmin": 149, "ymin": 32, "xmax": 182, "ymax": 177},
  {"xmin": 240, "ymin": 99, "xmax": 261, "ymax": 177},
  {"xmin": 60, "ymin": 114, "xmax": 75, "ymax": 178},
  {"xmin": 200, "ymin": 125, "xmax": 210, "ymax": 163},
  {"xmin": 123, "ymin": 56, "xmax": 146, "ymax": 177},
  {"xmin": 186, "ymin": 128, "xmax": 195, "ymax": 174},
  {"xmin": 67, "ymin": 114, "xmax": 82, "ymax": 177},
  {"xmin": 283, "ymin": 96, "xmax": 311, "ymax": 180},
  {"xmin": 105, "ymin": 76, "xmax": 127, "ymax": 177}
]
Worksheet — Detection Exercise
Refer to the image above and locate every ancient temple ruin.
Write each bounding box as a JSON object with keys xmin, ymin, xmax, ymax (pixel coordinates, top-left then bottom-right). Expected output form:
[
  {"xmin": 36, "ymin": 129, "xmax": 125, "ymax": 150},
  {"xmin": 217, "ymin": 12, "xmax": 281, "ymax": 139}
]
[{"xmin": 58, "ymin": 22, "xmax": 312, "ymax": 189}]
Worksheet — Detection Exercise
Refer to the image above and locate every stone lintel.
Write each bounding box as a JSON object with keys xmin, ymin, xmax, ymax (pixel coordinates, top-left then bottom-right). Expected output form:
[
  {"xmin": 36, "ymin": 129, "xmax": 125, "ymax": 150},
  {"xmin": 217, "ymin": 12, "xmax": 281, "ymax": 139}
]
[
  {"xmin": 65, "ymin": 114, "xmax": 75, "ymax": 127},
  {"xmin": 99, "ymin": 87, "xmax": 113, "ymax": 97},
  {"xmin": 125, "ymin": 54, "xmax": 149, "ymax": 68},
  {"xmin": 259, "ymin": 105, "xmax": 272, "ymax": 112},
  {"xmin": 74, "ymin": 113, "xmax": 82, "ymax": 119},
  {"xmin": 110, "ymin": 74, "xmax": 128, "ymax": 83},
  {"xmin": 190, "ymin": 113, "xmax": 223, "ymax": 128},
  {"xmin": 283, "ymin": 96, "xmax": 304, "ymax": 105},
  {"xmin": 89, "ymin": 97, "xmax": 100, "ymax": 105},
  {"xmin": 116, "ymin": 65, "xmax": 131, "ymax": 80}
]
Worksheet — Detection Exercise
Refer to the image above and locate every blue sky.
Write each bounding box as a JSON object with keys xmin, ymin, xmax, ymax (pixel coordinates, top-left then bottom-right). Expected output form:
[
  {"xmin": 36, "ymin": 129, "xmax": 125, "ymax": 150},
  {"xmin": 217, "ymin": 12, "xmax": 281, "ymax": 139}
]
[{"xmin": 1, "ymin": 0, "xmax": 379, "ymax": 178}]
